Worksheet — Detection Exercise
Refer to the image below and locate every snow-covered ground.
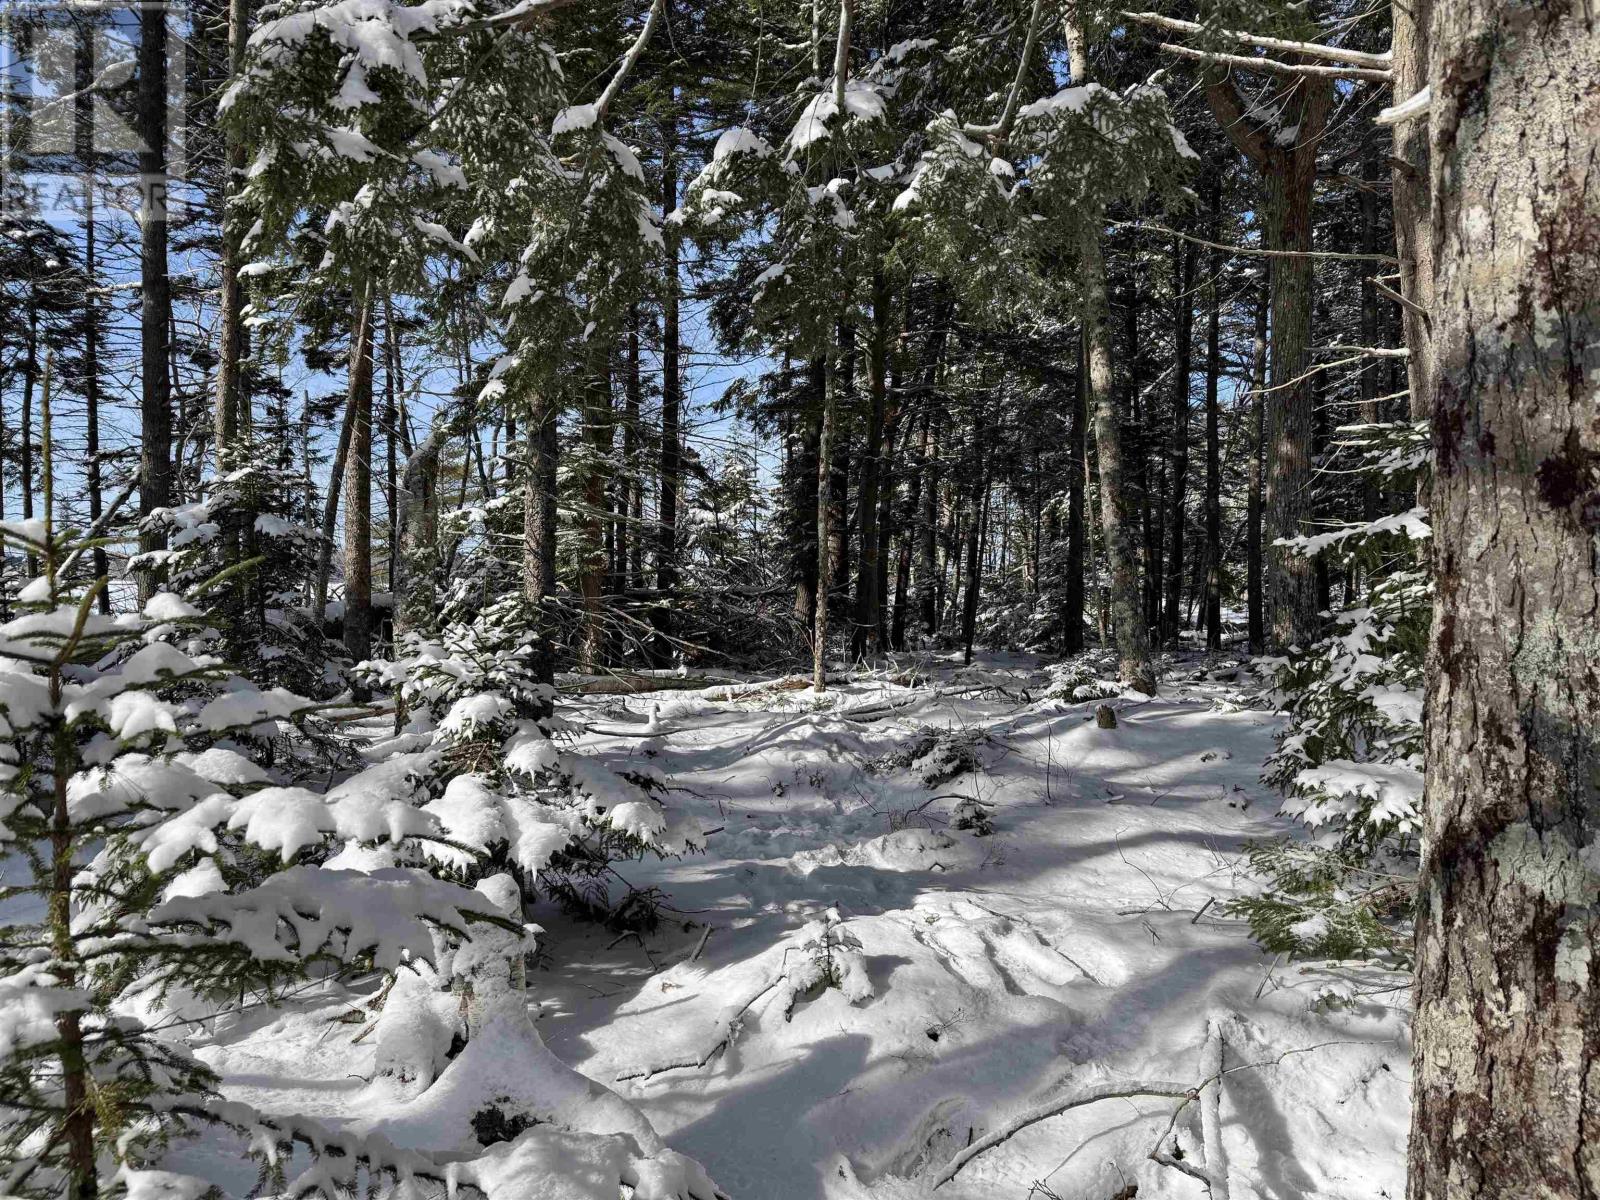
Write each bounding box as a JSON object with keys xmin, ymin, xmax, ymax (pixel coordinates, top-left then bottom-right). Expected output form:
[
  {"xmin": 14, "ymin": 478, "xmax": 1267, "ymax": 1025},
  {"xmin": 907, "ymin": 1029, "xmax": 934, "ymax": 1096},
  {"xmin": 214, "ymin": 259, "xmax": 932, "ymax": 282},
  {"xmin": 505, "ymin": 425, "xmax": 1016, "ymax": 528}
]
[{"xmin": 195, "ymin": 654, "xmax": 1410, "ymax": 1199}]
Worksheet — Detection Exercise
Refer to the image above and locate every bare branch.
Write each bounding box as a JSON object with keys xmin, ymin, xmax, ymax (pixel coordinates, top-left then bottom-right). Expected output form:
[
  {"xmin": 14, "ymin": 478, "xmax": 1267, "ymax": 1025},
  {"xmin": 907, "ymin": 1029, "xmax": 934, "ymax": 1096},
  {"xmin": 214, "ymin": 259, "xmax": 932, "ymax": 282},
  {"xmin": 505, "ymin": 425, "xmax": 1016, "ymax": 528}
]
[
  {"xmin": 994, "ymin": 0, "xmax": 1049, "ymax": 144},
  {"xmin": 593, "ymin": 0, "xmax": 664, "ymax": 125},
  {"xmin": 1123, "ymin": 10, "xmax": 1393, "ymax": 70},
  {"xmin": 1370, "ymin": 277, "xmax": 1430, "ymax": 321},
  {"xmin": 1111, "ymin": 220, "xmax": 1399, "ymax": 264},
  {"xmin": 932, "ymin": 1080, "xmax": 1195, "ymax": 1187},
  {"xmin": 1161, "ymin": 41, "xmax": 1390, "ymax": 83}
]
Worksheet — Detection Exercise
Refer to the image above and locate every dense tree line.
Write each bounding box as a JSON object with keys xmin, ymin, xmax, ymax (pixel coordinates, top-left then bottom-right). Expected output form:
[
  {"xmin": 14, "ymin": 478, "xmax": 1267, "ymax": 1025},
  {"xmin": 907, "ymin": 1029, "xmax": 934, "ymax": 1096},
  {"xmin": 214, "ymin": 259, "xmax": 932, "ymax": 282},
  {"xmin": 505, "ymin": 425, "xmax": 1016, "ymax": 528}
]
[{"xmin": 1, "ymin": 0, "xmax": 1594, "ymax": 1194}]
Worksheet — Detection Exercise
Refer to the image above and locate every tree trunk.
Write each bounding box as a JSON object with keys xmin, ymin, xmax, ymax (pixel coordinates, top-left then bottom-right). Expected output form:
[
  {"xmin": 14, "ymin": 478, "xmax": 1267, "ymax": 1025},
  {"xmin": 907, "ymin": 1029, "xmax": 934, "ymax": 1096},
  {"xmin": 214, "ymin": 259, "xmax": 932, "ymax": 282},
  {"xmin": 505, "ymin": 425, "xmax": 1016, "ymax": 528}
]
[
  {"xmin": 919, "ymin": 407, "xmax": 940, "ymax": 635},
  {"xmin": 384, "ymin": 296, "xmax": 401, "ymax": 592},
  {"xmin": 1390, "ymin": 0, "xmax": 1433, "ymax": 422},
  {"xmin": 960, "ymin": 457, "xmax": 990, "ymax": 666},
  {"xmin": 523, "ymin": 388, "xmax": 560, "ymax": 707},
  {"xmin": 81, "ymin": 185, "xmax": 110, "ymax": 609},
  {"xmin": 21, "ymin": 293, "xmax": 38, "ymax": 579},
  {"xmin": 652, "ymin": 109, "xmax": 682, "ymax": 666},
  {"xmin": 343, "ymin": 289, "xmax": 376, "ymax": 663},
  {"xmin": 792, "ymin": 363, "xmax": 823, "ymax": 627},
  {"xmin": 1163, "ymin": 233, "xmax": 1196, "ymax": 644},
  {"xmin": 621, "ymin": 308, "xmax": 641, "ymax": 589},
  {"xmin": 1261, "ymin": 101, "xmax": 1326, "ymax": 650},
  {"xmin": 813, "ymin": 348, "xmax": 838, "ymax": 692},
  {"xmin": 1202, "ymin": 172, "xmax": 1224, "ymax": 651},
  {"xmin": 852, "ymin": 274, "xmax": 892, "ymax": 659},
  {"xmin": 579, "ymin": 346, "xmax": 613, "ymax": 672},
  {"xmin": 1064, "ymin": 327, "xmax": 1087, "ymax": 654},
  {"xmin": 1408, "ymin": 6, "xmax": 1600, "ymax": 1197},
  {"xmin": 394, "ymin": 424, "xmax": 447, "ymax": 639},
  {"xmin": 1246, "ymin": 268, "xmax": 1267, "ymax": 653},
  {"xmin": 1082, "ymin": 219, "xmax": 1156, "ymax": 693},
  {"xmin": 314, "ymin": 381, "xmax": 358, "ymax": 623},
  {"xmin": 137, "ymin": 0, "xmax": 173, "ymax": 603},
  {"xmin": 1205, "ymin": 72, "xmax": 1330, "ymax": 650},
  {"xmin": 890, "ymin": 442, "xmax": 917, "ymax": 650},
  {"xmin": 212, "ymin": 0, "xmax": 249, "ymax": 464}
]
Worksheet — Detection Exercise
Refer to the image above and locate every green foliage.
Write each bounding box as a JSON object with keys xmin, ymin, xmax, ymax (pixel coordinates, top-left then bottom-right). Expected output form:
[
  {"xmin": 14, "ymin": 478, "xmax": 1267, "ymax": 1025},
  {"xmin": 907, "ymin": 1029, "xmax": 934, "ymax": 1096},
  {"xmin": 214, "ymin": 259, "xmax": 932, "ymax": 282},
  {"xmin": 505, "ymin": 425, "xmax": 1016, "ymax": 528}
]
[
  {"xmin": 1241, "ymin": 420, "xmax": 1430, "ymax": 963},
  {"xmin": 1228, "ymin": 841, "xmax": 1411, "ymax": 962}
]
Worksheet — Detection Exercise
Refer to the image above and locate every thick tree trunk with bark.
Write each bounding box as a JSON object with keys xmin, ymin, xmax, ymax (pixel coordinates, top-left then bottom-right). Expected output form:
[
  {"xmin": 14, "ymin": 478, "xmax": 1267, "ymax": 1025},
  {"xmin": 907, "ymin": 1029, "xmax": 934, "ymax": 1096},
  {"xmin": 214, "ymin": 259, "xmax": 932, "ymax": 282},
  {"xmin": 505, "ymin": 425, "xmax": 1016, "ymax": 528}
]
[
  {"xmin": 960, "ymin": 457, "xmax": 990, "ymax": 666},
  {"xmin": 81, "ymin": 185, "xmax": 110, "ymax": 610},
  {"xmin": 792, "ymin": 362, "xmax": 824, "ymax": 627},
  {"xmin": 137, "ymin": 1, "xmax": 173, "ymax": 603},
  {"xmin": 21, "ymin": 296, "xmax": 38, "ymax": 579},
  {"xmin": 1206, "ymin": 72, "xmax": 1330, "ymax": 650},
  {"xmin": 652, "ymin": 112, "xmax": 682, "ymax": 666},
  {"xmin": 919, "ymin": 409, "xmax": 940, "ymax": 635},
  {"xmin": 579, "ymin": 348, "xmax": 613, "ymax": 672},
  {"xmin": 1163, "ymin": 234, "xmax": 1195, "ymax": 644},
  {"xmin": 1064, "ymin": 328, "xmax": 1086, "ymax": 654},
  {"xmin": 394, "ymin": 423, "xmax": 448, "ymax": 638},
  {"xmin": 1202, "ymin": 174, "xmax": 1223, "ymax": 651},
  {"xmin": 622, "ymin": 309, "xmax": 642, "ymax": 589},
  {"xmin": 343, "ymin": 291, "xmax": 376, "ymax": 663},
  {"xmin": 212, "ymin": 0, "xmax": 249, "ymax": 463},
  {"xmin": 1408, "ymin": 6, "xmax": 1600, "ymax": 1198},
  {"xmin": 1390, "ymin": 0, "xmax": 1433, "ymax": 422},
  {"xmin": 1082, "ymin": 221, "xmax": 1156, "ymax": 693},
  {"xmin": 1246, "ymin": 270, "xmax": 1267, "ymax": 653},
  {"xmin": 523, "ymin": 388, "xmax": 560, "ymax": 705},
  {"xmin": 852, "ymin": 274, "xmax": 892, "ymax": 659},
  {"xmin": 814, "ymin": 349, "xmax": 838, "ymax": 692}
]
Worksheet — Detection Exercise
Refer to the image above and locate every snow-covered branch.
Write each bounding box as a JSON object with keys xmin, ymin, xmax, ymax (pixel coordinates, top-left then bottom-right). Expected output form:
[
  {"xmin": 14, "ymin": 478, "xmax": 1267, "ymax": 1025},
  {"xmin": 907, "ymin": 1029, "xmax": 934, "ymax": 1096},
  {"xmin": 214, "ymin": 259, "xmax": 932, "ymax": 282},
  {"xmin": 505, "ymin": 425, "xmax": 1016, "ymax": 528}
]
[{"xmin": 1123, "ymin": 10, "xmax": 1393, "ymax": 71}]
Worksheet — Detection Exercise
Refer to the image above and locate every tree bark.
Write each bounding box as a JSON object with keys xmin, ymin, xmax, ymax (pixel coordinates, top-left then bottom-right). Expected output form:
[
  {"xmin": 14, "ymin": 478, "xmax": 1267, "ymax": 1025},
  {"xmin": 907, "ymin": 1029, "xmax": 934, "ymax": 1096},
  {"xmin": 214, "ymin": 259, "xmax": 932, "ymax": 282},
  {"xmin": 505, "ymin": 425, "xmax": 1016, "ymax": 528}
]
[
  {"xmin": 523, "ymin": 387, "xmax": 560, "ymax": 706},
  {"xmin": 384, "ymin": 296, "xmax": 400, "ymax": 591},
  {"xmin": 1064, "ymin": 327, "xmax": 1086, "ymax": 654},
  {"xmin": 1202, "ymin": 172, "xmax": 1224, "ymax": 651},
  {"xmin": 1408, "ymin": 6, "xmax": 1600, "ymax": 1198},
  {"xmin": 343, "ymin": 289, "xmax": 376, "ymax": 663},
  {"xmin": 919, "ymin": 406, "xmax": 940, "ymax": 635},
  {"xmin": 852, "ymin": 273, "xmax": 892, "ymax": 659},
  {"xmin": 137, "ymin": 0, "xmax": 173, "ymax": 603},
  {"xmin": 1246, "ymin": 268, "xmax": 1267, "ymax": 653},
  {"xmin": 82, "ymin": 184, "xmax": 109, "ymax": 609},
  {"xmin": 212, "ymin": 0, "xmax": 249, "ymax": 464},
  {"xmin": 1205, "ymin": 71, "xmax": 1330, "ymax": 650},
  {"xmin": 652, "ymin": 108, "xmax": 682, "ymax": 666},
  {"xmin": 1163, "ymin": 233, "xmax": 1196, "ymax": 644},
  {"xmin": 394, "ymin": 423, "xmax": 447, "ymax": 639},
  {"xmin": 814, "ymin": 347, "xmax": 838, "ymax": 692},
  {"xmin": 21, "ymin": 292, "xmax": 38, "ymax": 579},
  {"xmin": 1081, "ymin": 217, "xmax": 1155, "ymax": 691},
  {"xmin": 960, "ymin": 455, "xmax": 990, "ymax": 666},
  {"xmin": 579, "ymin": 346, "xmax": 613, "ymax": 671},
  {"xmin": 1390, "ymin": 0, "xmax": 1433, "ymax": 423},
  {"xmin": 622, "ymin": 307, "xmax": 642, "ymax": 589},
  {"xmin": 792, "ymin": 363, "xmax": 823, "ymax": 627},
  {"xmin": 891, "ymin": 414, "xmax": 920, "ymax": 650}
]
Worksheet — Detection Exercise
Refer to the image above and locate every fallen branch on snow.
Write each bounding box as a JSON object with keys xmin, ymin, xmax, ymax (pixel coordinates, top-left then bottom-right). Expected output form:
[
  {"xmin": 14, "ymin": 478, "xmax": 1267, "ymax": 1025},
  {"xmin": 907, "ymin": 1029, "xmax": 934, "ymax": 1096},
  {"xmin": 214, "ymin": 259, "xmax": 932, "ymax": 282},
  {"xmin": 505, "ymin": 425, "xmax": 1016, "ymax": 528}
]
[{"xmin": 936, "ymin": 1027, "xmax": 1379, "ymax": 1190}]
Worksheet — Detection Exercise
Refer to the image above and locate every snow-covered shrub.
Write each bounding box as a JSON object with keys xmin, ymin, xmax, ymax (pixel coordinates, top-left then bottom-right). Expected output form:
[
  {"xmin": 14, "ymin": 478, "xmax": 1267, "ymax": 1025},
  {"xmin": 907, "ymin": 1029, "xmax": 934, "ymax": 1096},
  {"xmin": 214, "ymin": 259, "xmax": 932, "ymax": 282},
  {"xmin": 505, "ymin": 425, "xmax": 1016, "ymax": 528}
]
[
  {"xmin": 0, "ymin": 515, "xmax": 517, "ymax": 1197},
  {"xmin": 874, "ymin": 725, "xmax": 985, "ymax": 788},
  {"xmin": 1238, "ymin": 420, "xmax": 1428, "ymax": 962},
  {"xmin": 783, "ymin": 908, "xmax": 874, "ymax": 1018},
  {"xmin": 358, "ymin": 597, "xmax": 703, "ymax": 925},
  {"xmin": 133, "ymin": 457, "xmax": 333, "ymax": 698},
  {"xmin": 1041, "ymin": 653, "xmax": 1122, "ymax": 703},
  {"xmin": 951, "ymin": 797, "xmax": 994, "ymax": 836}
]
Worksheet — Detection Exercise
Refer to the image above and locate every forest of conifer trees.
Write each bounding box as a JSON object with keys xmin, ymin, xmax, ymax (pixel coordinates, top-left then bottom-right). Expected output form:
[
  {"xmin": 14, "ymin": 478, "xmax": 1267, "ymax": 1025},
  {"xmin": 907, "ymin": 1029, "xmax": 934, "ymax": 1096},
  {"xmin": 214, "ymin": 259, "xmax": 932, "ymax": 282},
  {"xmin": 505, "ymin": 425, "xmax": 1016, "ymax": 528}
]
[{"xmin": 0, "ymin": 0, "xmax": 1594, "ymax": 1195}]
